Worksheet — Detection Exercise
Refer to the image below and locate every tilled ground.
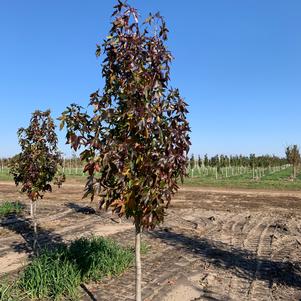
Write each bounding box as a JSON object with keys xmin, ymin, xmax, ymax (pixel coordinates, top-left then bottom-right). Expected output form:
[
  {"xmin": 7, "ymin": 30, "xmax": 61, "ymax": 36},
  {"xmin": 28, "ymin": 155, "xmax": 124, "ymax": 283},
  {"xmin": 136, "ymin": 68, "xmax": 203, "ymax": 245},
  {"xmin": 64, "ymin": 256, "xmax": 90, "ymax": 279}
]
[{"xmin": 1, "ymin": 181, "xmax": 301, "ymax": 300}]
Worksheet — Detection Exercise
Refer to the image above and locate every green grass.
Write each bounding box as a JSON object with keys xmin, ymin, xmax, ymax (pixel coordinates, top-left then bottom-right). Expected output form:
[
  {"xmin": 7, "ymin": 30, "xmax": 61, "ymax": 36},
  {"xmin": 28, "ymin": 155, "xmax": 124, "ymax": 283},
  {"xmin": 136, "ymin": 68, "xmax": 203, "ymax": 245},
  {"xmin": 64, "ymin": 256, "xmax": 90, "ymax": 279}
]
[
  {"xmin": 0, "ymin": 173, "xmax": 12, "ymax": 181},
  {"xmin": 63, "ymin": 166, "xmax": 301, "ymax": 191},
  {"xmin": 128, "ymin": 241, "xmax": 151, "ymax": 256},
  {"xmin": 183, "ymin": 167, "xmax": 301, "ymax": 190},
  {"xmin": 19, "ymin": 246, "xmax": 81, "ymax": 301},
  {"xmin": 0, "ymin": 168, "xmax": 12, "ymax": 181},
  {"xmin": 69, "ymin": 236, "xmax": 134, "ymax": 282},
  {"xmin": 3, "ymin": 165, "xmax": 300, "ymax": 191},
  {"xmin": 0, "ymin": 279, "xmax": 25, "ymax": 301},
  {"xmin": 15, "ymin": 236, "xmax": 134, "ymax": 300},
  {"xmin": 140, "ymin": 241, "xmax": 151, "ymax": 255},
  {"xmin": 62, "ymin": 167, "xmax": 301, "ymax": 190},
  {"xmin": 0, "ymin": 281, "xmax": 14, "ymax": 301},
  {"xmin": 0, "ymin": 201, "xmax": 23, "ymax": 218}
]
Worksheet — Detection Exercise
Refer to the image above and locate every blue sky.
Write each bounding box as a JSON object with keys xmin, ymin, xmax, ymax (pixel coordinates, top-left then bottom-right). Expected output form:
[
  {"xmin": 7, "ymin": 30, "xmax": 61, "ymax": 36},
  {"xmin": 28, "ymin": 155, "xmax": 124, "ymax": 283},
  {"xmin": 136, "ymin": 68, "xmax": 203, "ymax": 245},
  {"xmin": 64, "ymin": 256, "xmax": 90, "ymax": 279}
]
[{"xmin": 0, "ymin": 0, "xmax": 300, "ymax": 157}]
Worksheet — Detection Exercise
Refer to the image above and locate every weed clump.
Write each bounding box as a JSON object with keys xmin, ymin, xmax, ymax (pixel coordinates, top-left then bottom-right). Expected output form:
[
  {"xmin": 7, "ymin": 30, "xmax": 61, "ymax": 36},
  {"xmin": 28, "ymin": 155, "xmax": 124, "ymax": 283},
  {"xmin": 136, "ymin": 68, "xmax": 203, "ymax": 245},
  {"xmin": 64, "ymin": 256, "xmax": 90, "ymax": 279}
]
[
  {"xmin": 19, "ymin": 247, "xmax": 80, "ymax": 300},
  {"xmin": 69, "ymin": 236, "xmax": 134, "ymax": 281},
  {"xmin": 0, "ymin": 201, "xmax": 23, "ymax": 218},
  {"xmin": 17, "ymin": 236, "xmax": 134, "ymax": 300},
  {"xmin": 0, "ymin": 281, "xmax": 14, "ymax": 301}
]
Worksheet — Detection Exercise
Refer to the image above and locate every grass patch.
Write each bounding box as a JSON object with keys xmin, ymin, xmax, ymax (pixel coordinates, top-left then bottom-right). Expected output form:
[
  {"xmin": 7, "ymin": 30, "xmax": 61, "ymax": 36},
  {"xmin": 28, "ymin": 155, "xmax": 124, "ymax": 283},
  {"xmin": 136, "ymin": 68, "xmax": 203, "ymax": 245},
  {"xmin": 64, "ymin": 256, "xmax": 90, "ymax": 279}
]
[
  {"xmin": 69, "ymin": 236, "xmax": 134, "ymax": 281},
  {"xmin": 16, "ymin": 236, "xmax": 133, "ymax": 300},
  {"xmin": 48, "ymin": 167, "xmax": 301, "ymax": 191},
  {"xmin": 0, "ymin": 279, "xmax": 25, "ymax": 301},
  {"xmin": 0, "ymin": 201, "xmax": 23, "ymax": 218},
  {"xmin": 140, "ymin": 241, "xmax": 151, "ymax": 255},
  {"xmin": 183, "ymin": 167, "xmax": 301, "ymax": 191},
  {"xmin": 0, "ymin": 168, "xmax": 12, "ymax": 181},
  {"xmin": 0, "ymin": 173, "xmax": 12, "ymax": 181},
  {"xmin": 128, "ymin": 240, "xmax": 151, "ymax": 256},
  {"xmin": 19, "ymin": 246, "xmax": 81, "ymax": 301},
  {"xmin": 0, "ymin": 281, "xmax": 14, "ymax": 301}
]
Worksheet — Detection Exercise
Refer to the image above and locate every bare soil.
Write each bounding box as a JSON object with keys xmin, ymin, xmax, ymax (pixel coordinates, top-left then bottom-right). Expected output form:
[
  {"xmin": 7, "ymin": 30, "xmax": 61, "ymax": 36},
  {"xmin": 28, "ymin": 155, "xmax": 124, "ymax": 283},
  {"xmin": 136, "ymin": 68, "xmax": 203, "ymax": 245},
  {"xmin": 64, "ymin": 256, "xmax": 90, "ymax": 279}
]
[{"xmin": 1, "ymin": 181, "xmax": 301, "ymax": 301}]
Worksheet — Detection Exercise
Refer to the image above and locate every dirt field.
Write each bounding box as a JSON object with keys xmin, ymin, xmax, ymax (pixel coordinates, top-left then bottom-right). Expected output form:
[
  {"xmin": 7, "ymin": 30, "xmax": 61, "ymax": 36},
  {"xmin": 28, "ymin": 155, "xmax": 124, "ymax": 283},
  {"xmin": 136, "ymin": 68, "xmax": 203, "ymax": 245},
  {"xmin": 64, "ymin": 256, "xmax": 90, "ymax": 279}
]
[{"xmin": 1, "ymin": 181, "xmax": 301, "ymax": 301}]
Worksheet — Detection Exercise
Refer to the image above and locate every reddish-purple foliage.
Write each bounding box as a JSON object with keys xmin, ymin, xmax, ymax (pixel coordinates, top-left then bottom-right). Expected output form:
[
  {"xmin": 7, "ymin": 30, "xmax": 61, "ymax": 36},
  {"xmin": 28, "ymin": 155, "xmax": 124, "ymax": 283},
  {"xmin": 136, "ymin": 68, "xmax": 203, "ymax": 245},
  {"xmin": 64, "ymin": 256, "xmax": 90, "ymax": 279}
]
[
  {"xmin": 60, "ymin": 1, "xmax": 190, "ymax": 229},
  {"xmin": 10, "ymin": 110, "xmax": 64, "ymax": 201}
]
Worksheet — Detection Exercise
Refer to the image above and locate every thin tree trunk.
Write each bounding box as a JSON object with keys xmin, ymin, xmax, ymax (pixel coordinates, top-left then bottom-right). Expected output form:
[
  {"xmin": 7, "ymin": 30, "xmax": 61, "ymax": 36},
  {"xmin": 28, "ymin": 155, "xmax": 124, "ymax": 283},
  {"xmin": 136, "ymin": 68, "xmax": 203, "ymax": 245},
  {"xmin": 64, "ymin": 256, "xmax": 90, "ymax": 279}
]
[
  {"xmin": 135, "ymin": 219, "xmax": 142, "ymax": 301},
  {"xmin": 31, "ymin": 200, "xmax": 38, "ymax": 255},
  {"xmin": 30, "ymin": 200, "xmax": 34, "ymax": 218}
]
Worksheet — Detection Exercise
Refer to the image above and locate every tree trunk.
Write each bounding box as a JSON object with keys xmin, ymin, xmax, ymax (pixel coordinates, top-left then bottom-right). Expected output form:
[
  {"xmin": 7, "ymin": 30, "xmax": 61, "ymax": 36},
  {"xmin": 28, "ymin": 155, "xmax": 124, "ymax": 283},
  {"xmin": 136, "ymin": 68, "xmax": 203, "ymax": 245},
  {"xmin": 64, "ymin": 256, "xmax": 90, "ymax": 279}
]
[
  {"xmin": 31, "ymin": 200, "xmax": 38, "ymax": 255},
  {"xmin": 135, "ymin": 219, "xmax": 142, "ymax": 301},
  {"xmin": 30, "ymin": 200, "xmax": 34, "ymax": 218}
]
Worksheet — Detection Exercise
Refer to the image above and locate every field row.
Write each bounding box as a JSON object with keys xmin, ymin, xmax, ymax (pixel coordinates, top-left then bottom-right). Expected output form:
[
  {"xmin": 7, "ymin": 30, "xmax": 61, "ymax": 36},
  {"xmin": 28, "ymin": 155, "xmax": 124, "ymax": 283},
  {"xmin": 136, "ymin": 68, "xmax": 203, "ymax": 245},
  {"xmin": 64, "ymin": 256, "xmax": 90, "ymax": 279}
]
[{"xmin": 1, "ymin": 165, "xmax": 301, "ymax": 191}]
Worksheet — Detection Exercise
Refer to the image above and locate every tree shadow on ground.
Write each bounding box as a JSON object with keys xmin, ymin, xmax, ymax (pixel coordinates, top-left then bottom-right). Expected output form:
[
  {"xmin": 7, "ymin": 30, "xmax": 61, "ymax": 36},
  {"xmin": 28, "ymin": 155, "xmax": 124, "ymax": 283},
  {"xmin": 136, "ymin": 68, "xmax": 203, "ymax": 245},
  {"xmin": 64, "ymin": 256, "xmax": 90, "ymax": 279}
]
[
  {"xmin": 66, "ymin": 202, "xmax": 96, "ymax": 215},
  {"xmin": 80, "ymin": 284, "xmax": 98, "ymax": 301},
  {"xmin": 65, "ymin": 202, "xmax": 122, "ymax": 224},
  {"xmin": 1, "ymin": 214, "xmax": 64, "ymax": 255},
  {"xmin": 0, "ymin": 210, "xmax": 98, "ymax": 301},
  {"xmin": 151, "ymin": 229, "xmax": 301, "ymax": 289}
]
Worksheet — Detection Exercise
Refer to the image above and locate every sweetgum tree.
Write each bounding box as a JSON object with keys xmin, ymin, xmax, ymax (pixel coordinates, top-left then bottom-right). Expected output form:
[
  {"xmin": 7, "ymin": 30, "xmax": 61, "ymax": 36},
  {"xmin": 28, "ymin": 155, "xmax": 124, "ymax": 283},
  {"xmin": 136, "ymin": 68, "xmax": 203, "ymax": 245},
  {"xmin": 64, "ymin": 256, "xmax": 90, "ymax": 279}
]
[
  {"xmin": 60, "ymin": 2, "xmax": 190, "ymax": 299},
  {"xmin": 9, "ymin": 110, "xmax": 64, "ymax": 253}
]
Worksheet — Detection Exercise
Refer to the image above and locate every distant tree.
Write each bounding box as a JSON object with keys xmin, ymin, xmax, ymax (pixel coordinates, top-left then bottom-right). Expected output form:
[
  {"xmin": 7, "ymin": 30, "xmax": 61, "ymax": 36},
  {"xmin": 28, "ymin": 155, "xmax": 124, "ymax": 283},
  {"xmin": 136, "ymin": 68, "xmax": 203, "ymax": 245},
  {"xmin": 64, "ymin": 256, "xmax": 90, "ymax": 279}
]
[
  {"xmin": 210, "ymin": 155, "xmax": 219, "ymax": 167},
  {"xmin": 249, "ymin": 153, "xmax": 256, "ymax": 168},
  {"xmin": 199, "ymin": 153, "xmax": 286, "ymax": 169},
  {"xmin": 9, "ymin": 110, "xmax": 64, "ymax": 254},
  {"xmin": 224, "ymin": 155, "xmax": 230, "ymax": 167},
  {"xmin": 60, "ymin": 2, "xmax": 190, "ymax": 300},
  {"xmin": 190, "ymin": 154, "xmax": 195, "ymax": 169},
  {"xmin": 219, "ymin": 154, "xmax": 225, "ymax": 167},
  {"xmin": 285, "ymin": 145, "xmax": 300, "ymax": 179},
  {"xmin": 231, "ymin": 155, "xmax": 238, "ymax": 166},
  {"xmin": 197, "ymin": 155, "xmax": 202, "ymax": 167}
]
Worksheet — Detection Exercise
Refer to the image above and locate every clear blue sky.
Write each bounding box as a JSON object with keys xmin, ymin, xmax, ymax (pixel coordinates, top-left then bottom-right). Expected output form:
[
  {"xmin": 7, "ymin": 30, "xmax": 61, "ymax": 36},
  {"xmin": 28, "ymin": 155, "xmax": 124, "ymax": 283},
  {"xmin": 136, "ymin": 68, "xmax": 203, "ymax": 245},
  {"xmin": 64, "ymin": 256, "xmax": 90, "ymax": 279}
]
[{"xmin": 1, "ymin": 0, "xmax": 300, "ymax": 158}]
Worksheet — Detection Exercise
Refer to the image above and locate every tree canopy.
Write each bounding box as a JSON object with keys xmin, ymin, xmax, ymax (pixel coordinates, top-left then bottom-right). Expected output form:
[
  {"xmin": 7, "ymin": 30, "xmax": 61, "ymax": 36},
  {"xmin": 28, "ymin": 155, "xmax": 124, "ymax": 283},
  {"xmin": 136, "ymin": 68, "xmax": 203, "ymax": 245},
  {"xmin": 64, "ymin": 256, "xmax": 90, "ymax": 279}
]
[
  {"xmin": 60, "ymin": 1, "xmax": 190, "ymax": 229},
  {"xmin": 10, "ymin": 110, "xmax": 64, "ymax": 201}
]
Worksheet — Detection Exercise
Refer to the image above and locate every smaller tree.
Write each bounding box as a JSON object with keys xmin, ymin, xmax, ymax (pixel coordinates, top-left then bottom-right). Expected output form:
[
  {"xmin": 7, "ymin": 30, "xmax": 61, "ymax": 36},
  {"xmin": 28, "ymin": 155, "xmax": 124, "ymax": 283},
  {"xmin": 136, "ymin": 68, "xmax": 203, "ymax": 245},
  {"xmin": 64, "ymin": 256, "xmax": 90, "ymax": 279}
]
[
  {"xmin": 197, "ymin": 155, "xmax": 202, "ymax": 168},
  {"xmin": 9, "ymin": 110, "xmax": 64, "ymax": 253},
  {"xmin": 285, "ymin": 145, "xmax": 300, "ymax": 179},
  {"xmin": 189, "ymin": 154, "xmax": 195, "ymax": 170},
  {"xmin": 219, "ymin": 154, "xmax": 225, "ymax": 168},
  {"xmin": 249, "ymin": 153, "xmax": 256, "ymax": 168}
]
